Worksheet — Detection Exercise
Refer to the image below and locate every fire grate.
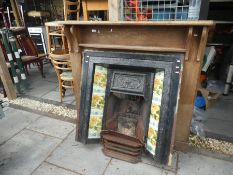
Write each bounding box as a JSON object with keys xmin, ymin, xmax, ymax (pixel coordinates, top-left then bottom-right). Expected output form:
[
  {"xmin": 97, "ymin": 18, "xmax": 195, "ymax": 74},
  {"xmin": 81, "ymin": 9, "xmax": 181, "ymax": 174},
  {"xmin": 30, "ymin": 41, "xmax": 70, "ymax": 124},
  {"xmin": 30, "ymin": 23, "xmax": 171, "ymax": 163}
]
[{"xmin": 101, "ymin": 130, "xmax": 144, "ymax": 163}]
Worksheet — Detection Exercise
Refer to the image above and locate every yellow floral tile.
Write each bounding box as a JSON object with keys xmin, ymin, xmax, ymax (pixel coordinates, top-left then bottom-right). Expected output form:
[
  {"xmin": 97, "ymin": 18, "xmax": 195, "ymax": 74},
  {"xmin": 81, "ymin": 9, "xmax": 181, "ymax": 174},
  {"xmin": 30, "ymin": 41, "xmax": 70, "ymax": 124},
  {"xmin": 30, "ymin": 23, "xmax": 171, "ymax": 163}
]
[
  {"xmin": 151, "ymin": 104, "xmax": 161, "ymax": 121},
  {"xmin": 146, "ymin": 69, "xmax": 165, "ymax": 155},
  {"xmin": 91, "ymin": 94, "xmax": 105, "ymax": 109},
  {"xmin": 88, "ymin": 66, "xmax": 107, "ymax": 139},
  {"xmin": 88, "ymin": 113, "xmax": 102, "ymax": 138},
  {"xmin": 93, "ymin": 66, "xmax": 107, "ymax": 88}
]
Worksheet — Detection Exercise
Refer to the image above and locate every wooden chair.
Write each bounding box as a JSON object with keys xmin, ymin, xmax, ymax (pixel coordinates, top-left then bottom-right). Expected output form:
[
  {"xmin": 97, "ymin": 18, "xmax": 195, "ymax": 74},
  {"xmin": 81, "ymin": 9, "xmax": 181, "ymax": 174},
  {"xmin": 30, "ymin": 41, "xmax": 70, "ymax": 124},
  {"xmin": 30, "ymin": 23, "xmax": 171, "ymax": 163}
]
[
  {"xmin": 1, "ymin": 29, "xmax": 46, "ymax": 78},
  {"xmin": 49, "ymin": 53, "xmax": 74, "ymax": 102},
  {"xmin": 63, "ymin": 0, "xmax": 80, "ymax": 20},
  {"xmin": 45, "ymin": 22, "xmax": 68, "ymax": 55},
  {"xmin": 11, "ymin": 28, "xmax": 47, "ymax": 78},
  {"xmin": 27, "ymin": 10, "xmax": 50, "ymax": 26},
  {"xmin": 17, "ymin": 34, "xmax": 46, "ymax": 77},
  {"xmin": 82, "ymin": 0, "xmax": 108, "ymax": 21}
]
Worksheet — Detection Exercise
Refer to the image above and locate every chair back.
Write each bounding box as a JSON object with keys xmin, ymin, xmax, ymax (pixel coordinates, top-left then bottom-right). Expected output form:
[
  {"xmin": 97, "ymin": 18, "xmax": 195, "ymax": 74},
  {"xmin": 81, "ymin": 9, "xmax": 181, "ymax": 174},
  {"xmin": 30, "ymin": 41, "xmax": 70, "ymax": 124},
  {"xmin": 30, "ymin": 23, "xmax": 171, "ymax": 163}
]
[
  {"xmin": 17, "ymin": 33, "xmax": 38, "ymax": 57},
  {"xmin": 46, "ymin": 23, "xmax": 69, "ymax": 54},
  {"xmin": 49, "ymin": 53, "xmax": 71, "ymax": 77},
  {"xmin": 63, "ymin": 0, "xmax": 80, "ymax": 20}
]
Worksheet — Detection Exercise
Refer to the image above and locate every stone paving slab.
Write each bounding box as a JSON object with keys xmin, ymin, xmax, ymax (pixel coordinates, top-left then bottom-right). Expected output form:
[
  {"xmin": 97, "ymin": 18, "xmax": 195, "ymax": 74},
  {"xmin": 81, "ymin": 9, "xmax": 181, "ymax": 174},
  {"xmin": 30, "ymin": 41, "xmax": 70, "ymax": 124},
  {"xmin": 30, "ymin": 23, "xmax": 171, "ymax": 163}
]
[
  {"xmin": 41, "ymin": 91, "xmax": 75, "ymax": 104},
  {"xmin": 203, "ymin": 94, "xmax": 233, "ymax": 141},
  {"xmin": 46, "ymin": 131, "xmax": 111, "ymax": 175},
  {"xmin": 1, "ymin": 108, "xmax": 233, "ymax": 175},
  {"xmin": 27, "ymin": 79, "xmax": 58, "ymax": 98},
  {"xmin": 71, "ymin": 100, "xmax": 76, "ymax": 105},
  {"xmin": 161, "ymin": 170, "xmax": 175, "ymax": 175},
  {"xmin": 0, "ymin": 108, "xmax": 41, "ymax": 145},
  {"xmin": 32, "ymin": 162, "xmax": 81, "ymax": 175},
  {"xmin": 44, "ymin": 73, "xmax": 58, "ymax": 83},
  {"xmin": 104, "ymin": 158, "xmax": 162, "ymax": 175},
  {"xmin": 205, "ymin": 118, "xmax": 233, "ymax": 141},
  {"xmin": 0, "ymin": 129, "xmax": 61, "ymax": 175},
  {"xmin": 141, "ymin": 152, "xmax": 178, "ymax": 172},
  {"xmin": 27, "ymin": 116, "xmax": 75, "ymax": 139},
  {"xmin": 177, "ymin": 152, "xmax": 233, "ymax": 175}
]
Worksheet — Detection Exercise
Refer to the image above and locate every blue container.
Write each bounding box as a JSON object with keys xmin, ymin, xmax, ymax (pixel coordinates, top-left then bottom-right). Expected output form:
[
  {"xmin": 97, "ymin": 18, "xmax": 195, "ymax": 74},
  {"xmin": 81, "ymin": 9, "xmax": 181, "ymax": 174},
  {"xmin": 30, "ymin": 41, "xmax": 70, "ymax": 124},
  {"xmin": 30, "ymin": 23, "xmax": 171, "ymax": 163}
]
[
  {"xmin": 152, "ymin": 9, "xmax": 175, "ymax": 21},
  {"xmin": 195, "ymin": 96, "xmax": 206, "ymax": 109},
  {"xmin": 176, "ymin": 8, "xmax": 188, "ymax": 20}
]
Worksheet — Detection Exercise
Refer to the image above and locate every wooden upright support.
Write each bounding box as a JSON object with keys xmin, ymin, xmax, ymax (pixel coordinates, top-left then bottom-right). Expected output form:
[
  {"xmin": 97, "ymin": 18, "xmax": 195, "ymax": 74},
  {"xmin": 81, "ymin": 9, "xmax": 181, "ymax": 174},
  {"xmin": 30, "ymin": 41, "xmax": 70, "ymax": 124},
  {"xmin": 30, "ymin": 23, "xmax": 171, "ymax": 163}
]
[
  {"xmin": 108, "ymin": 0, "xmax": 120, "ymax": 21},
  {"xmin": 0, "ymin": 46, "xmax": 17, "ymax": 100},
  {"xmin": 10, "ymin": 0, "xmax": 23, "ymax": 27}
]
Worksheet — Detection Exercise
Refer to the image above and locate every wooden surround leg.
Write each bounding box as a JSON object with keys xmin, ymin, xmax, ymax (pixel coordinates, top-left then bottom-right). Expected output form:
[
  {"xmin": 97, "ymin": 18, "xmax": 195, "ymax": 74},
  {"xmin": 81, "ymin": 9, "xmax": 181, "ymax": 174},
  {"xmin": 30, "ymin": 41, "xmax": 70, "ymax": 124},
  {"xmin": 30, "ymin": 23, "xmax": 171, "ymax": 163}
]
[
  {"xmin": 64, "ymin": 26, "xmax": 82, "ymax": 140},
  {"xmin": 174, "ymin": 27, "xmax": 209, "ymax": 151}
]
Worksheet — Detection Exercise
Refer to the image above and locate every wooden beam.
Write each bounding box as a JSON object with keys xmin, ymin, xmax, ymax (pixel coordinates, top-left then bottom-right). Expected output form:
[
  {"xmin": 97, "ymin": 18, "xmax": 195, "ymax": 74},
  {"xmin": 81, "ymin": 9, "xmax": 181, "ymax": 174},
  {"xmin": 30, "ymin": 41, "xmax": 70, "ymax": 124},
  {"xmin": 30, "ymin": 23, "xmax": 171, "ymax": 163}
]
[
  {"xmin": 184, "ymin": 27, "xmax": 193, "ymax": 61},
  {"xmin": 10, "ymin": 0, "xmax": 23, "ymax": 27},
  {"xmin": 108, "ymin": 0, "xmax": 120, "ymax": 21},
  {"xmin": 0, "ymin": 46, "xmax": 17, "ymax": 100},
  {"xmin": 197, "ymin": 27, "xmax": 209, "ymax": 62}
]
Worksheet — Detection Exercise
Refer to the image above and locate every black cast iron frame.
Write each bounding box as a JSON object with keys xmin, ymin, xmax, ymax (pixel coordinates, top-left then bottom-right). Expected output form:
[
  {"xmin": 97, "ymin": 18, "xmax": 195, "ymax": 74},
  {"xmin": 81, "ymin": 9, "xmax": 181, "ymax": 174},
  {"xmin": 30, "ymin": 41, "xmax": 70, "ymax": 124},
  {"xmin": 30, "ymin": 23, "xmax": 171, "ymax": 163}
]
[{"xmin": 78, "ymin": 51, "xmax": 182, "ymax": 164}]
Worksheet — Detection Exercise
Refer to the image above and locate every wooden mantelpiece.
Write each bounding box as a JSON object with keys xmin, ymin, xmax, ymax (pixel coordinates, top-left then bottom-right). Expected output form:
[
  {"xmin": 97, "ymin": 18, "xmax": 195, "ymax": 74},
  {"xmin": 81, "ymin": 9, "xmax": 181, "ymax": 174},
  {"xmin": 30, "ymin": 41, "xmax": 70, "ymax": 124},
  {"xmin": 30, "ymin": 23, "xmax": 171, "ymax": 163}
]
[{"xmin": 56, "ymin": 21, "xmax": 215, "ymax": 150}]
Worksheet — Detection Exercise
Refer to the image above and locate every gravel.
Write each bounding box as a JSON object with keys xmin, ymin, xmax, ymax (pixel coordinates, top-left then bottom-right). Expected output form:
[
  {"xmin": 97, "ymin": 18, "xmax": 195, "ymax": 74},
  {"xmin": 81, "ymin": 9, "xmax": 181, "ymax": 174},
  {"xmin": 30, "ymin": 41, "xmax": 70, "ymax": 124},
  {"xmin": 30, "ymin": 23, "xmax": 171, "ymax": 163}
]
[
  {"xmin": 189, "ymin": 135, "xmax": 233, "ymax": 156},
  {"xmin": 9, "ymin": 97, "xmax": 76, "ymax": 119}
]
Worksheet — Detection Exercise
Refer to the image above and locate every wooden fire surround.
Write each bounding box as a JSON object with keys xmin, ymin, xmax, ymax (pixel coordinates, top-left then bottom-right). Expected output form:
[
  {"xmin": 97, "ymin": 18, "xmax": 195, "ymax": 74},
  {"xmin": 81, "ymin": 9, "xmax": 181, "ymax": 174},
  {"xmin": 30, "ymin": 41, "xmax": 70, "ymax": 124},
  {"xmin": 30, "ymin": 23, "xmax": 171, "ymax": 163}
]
[{"xmin": 55, "ymin": 21, "xmax": 215, "ymax": 151}]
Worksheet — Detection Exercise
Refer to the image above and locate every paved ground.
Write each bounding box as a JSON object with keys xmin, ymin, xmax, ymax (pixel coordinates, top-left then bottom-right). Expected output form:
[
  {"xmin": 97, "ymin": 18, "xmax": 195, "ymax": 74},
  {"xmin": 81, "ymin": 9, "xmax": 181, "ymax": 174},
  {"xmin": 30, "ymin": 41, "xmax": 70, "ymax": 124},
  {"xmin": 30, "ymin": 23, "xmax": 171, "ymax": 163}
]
[
  {"xmin": 202, "ymin": 93, "xmax": 233, "ymax": 141},
  {"xmin": 1, "ymin": 61, "xmax": 232, "ymax": 142},
  {"xmin": 24, "ymin": 63, "xmax": 76, "ymax": 105},
  {"xmin": 21, "ymin": 62, "xmax": 233, "ymax": 142},
  {"xmin": 0, "ymin": 108, "xmax": 232, "ymax": 175}
]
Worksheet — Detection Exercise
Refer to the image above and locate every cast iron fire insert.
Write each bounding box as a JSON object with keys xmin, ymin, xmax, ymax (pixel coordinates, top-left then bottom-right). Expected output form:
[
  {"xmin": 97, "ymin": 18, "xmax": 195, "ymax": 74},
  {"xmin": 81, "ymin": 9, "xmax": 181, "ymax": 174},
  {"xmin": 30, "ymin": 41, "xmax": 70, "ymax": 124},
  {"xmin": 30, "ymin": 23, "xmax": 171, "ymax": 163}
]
[{"xmin": 78, "ymin": 51, "xmax": 182, "ymax": 164}]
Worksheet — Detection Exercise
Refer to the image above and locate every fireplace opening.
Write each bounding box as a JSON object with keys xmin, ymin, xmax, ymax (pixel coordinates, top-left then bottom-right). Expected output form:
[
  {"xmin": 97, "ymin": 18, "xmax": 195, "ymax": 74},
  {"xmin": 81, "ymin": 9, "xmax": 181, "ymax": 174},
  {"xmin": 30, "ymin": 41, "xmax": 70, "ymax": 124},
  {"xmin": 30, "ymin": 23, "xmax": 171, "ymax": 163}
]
[
  {"xmin": 104, "ymin": 93, "xmax": 146, "ymax": 140},
  {"xmin": 100, "ymin": 68, "xmax": 155, "ymax": 163},
  {"xmin": 102, "ymin": 92, "xmax": 148, "ymax": 163}
]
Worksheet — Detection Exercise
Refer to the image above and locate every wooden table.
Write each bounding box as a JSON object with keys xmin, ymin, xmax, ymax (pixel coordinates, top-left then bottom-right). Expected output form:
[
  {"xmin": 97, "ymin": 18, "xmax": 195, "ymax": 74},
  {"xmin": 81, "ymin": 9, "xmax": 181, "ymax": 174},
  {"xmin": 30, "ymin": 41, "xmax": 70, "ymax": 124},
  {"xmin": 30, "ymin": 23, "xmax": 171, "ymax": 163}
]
[
  {"xmin": 82, "ymin": 0, "xmax": 108, "ymax": 20},
  {"xmin": 58, "ymin": 21, "xmax": 214, "ymax": 151}
]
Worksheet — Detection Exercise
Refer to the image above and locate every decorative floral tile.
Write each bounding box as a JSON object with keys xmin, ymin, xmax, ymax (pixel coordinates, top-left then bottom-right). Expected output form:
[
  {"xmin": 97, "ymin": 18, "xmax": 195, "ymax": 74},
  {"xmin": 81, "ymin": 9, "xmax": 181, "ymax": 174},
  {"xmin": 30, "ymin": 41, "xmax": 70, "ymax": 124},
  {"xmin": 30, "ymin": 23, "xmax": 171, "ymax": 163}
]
[
  {"xmin": 146, "ymin": 69, "xmax": 165, "ymax": 155},
  {"xmin": 88, "ymin": 65, "xmax": 107, "ymax": 138}
]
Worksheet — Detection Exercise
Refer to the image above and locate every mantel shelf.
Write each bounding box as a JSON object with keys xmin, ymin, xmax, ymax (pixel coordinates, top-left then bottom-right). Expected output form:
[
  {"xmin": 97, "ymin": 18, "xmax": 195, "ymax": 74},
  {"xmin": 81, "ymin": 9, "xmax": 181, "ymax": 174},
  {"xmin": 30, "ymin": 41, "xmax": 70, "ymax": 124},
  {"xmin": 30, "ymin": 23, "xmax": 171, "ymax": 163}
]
[
  {"xmin": 79, "ymin": 44, "xmax": 186, "ymax": 52},
  {"xmin": 58, "ymin": 20, "xmax": 215, "ymax": 27}
]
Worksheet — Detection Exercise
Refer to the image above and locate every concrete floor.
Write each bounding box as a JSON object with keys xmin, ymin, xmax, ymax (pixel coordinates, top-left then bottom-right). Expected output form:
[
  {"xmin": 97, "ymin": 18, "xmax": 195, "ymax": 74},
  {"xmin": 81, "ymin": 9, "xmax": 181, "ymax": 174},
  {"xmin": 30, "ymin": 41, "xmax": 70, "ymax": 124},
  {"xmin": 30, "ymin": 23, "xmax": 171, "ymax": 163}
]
[
  {"xmin": 0, "ymin": 107, "xmax": 232, "ymax": 175},
  {"xmin": 1, "ymin": 61, "xmax": 233, "ymax": 174},
  {"xmin": 23, "ymin": 63, "xmax": 76, "ymax": 105},
  {"xmin": 203, "ymin": 93, "xmax": 233, "ymax": 141}
]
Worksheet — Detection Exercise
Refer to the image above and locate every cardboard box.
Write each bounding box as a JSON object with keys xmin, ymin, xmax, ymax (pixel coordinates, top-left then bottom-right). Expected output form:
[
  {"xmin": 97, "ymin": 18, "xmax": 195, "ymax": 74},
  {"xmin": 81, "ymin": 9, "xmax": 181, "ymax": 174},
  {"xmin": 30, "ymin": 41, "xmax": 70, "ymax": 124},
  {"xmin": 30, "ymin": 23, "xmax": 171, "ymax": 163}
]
[{"xmin": 198, "ymin": 88, "xmax": 221, "ymax": 109}]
